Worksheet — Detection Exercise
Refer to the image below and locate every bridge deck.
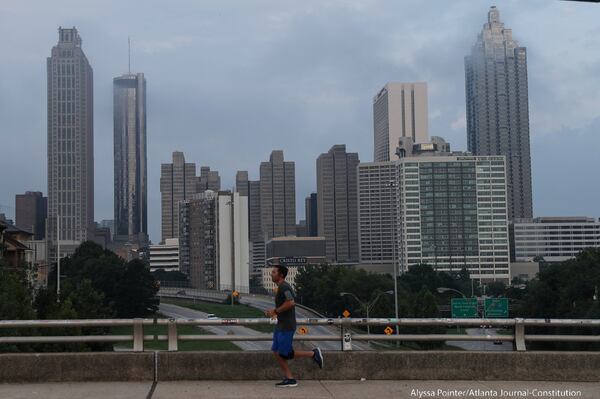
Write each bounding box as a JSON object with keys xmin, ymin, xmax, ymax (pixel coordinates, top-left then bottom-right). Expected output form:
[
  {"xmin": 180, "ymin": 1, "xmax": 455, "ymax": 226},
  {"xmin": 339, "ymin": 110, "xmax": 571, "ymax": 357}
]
[{"xmin": 1, "ymin": 380, "xmax": 598, "ymax": 399}]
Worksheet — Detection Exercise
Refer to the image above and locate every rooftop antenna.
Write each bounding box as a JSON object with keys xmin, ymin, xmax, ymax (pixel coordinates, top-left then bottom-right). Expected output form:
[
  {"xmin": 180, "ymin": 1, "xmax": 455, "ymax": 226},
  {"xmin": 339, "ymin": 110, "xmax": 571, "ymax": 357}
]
[{"xmin": 128, "ymin": 36, "xmax": 131, "ymax": 74}]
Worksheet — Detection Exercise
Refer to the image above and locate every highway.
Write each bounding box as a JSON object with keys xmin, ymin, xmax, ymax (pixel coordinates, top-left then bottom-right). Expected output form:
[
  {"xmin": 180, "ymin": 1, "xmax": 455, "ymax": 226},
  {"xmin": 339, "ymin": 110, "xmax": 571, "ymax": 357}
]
[
  {"xmin": 159, "ymin": 303, "xmax": 272, "ymax": 351},
  {"xmin": 159, "ymin": 290, "xmax": 372, "ymax": 351},
  {"xmin": 446, "ymin": 327, "xmax": 513, "ymax": 351}
]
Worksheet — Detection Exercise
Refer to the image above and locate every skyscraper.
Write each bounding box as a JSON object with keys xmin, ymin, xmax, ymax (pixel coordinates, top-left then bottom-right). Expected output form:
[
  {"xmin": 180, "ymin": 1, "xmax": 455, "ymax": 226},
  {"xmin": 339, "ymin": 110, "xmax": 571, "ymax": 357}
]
[
  {"xmin": 160, "ymin": 151, "xmax": 197, "ymax": 242},
  {"xmin": 236, "ymin": 170, "xmax": 263, "ymax": 273},
  {"xmin": 15, "ymin": 191, "xmax": 47, "ymax": 240},
  {"xmin": 47, "ymin": 27, "xmax": 94, "ymax": 262},
  {"xmin": 259, "ymin": 150, "xmax": 296, "ymax": 239},
  {"xmin": 113, "ymin": 72, "xmax": 147, "ymax": 244},
  {"xmin": 179, "ymin": 191, "xmax": 250, "ymax": 293},
  {"xmin": 465, "ymin": 6, "xmax": 533, "ymax": 220},
  {"xmin": 373, "ymin": 82, "xmax": 428, "ymax": 162},
  {"xmin": 305, "ymin": 193, "xmax": 318, "ymax": 237},
  {"xmin": 316, "ymin": 145, "xmax": 360, "ymax": 263},
  {"xmin": 358, "ymin": 152, "xmax": 510, "ymax": 282},
  {"xmin": 197, "ymin": 166, "xmax": 221, "ymax": 192}
]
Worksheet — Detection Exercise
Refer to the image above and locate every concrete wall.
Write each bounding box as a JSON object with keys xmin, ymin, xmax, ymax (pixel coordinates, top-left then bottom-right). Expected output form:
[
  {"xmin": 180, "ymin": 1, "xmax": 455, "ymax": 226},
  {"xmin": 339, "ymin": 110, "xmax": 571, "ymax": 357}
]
[{"xmin": 1, "ymin": 352, "xmax": 599, "ymax": 383}]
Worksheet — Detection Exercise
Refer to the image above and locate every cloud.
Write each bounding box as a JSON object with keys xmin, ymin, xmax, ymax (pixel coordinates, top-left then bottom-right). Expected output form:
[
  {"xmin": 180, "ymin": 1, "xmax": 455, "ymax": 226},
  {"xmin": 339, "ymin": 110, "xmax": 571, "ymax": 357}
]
[
  {"xmin": 137, "ymin": 36, "xmax": 194, "ymax": 55},
  {"xmin": 451, "ymin": 113, "xmax": 466, "ymax": 131},
  {"xmin": 1, "ymin": 0, "xmax": 600, "ymax": 242}
]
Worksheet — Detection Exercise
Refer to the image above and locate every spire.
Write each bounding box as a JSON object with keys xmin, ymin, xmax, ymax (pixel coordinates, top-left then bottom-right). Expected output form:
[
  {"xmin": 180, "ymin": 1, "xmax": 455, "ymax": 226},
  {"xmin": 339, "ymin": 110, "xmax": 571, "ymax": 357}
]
[
  {"xmin": 488, "ymin": 6, "xmax": 500, "ymax": 24},
  {"xmin": 128, "ymin": 36, "xmax": 131, "ymax": 74}
]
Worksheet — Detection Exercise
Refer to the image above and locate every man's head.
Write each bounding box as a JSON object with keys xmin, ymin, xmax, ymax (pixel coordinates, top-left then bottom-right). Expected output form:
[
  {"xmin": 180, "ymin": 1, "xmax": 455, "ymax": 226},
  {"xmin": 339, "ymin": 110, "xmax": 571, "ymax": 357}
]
[{"xmin": 270, "ymin": 264, "xmax": 288, "ymax": 284}]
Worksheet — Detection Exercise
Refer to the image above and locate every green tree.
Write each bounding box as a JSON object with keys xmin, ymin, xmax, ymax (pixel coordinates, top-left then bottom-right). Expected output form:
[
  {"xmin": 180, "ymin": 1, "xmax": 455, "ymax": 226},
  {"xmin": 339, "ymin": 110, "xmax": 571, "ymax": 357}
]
[{"xmin": 0, "ymin": 261, "xmax": 36, "ymax": 352}]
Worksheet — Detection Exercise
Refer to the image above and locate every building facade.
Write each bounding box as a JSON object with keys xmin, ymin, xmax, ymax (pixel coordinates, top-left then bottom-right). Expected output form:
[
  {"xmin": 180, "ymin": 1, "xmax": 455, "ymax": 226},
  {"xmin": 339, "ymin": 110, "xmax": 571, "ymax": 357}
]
[
  {"xmin": 46, "ymin": 27, "xmax": 94, "ymax": 262},
  {"xmin": 179, "ymin": 191, "xmax": 250, "ymax": 293},
  {"xmin": 160, "ymin": 151, "xmax": 197, "ymax": 241},
  {"xmin": 148, "ymin": 238, "xmax": 179, "ymax": 272},
  {"xmin": 179, "ymin": 192, "xmax": 218, "ymax": 288},
  {"xmin": 305, "ymin": 193, "xmax": 318, "ymax": 237},
  {"xmin": 512, "ymin": 217, "xmax": 600, "ymax": 262},
  {"xmin": 359, "ymin": 154, "xmax": 510, "ymax": 282},
  {"xmin": 197, "ymin": 166, "xmax": 221, "ymax": 192},
  {"xmin": 259, "ymin": 150, "xmax": 296, "ymax": 239},
  {"xmin": 373, "ymin": 82, "xmax": 428, "ymax": 162},
  {"xmin": 236, "ymin": 171, "xmax": 264, "ymax": 274},
  {"xmin": 113, "ymin": 72, "xmax": 147, "ymax": 244},
  {"xmin": 465, "ymin": 6, "xmax": 533, "ymax": 220},
  {"xmin": 265, "ymin": 236, "xmax": 327, "ymax": 266},
  {"xmin": 316, "ymin": 145, "xmax": 360, "ymax": 263},
  {"xmin": 15, "ymin": 191, "xmax": 47, "ymax": 240}
]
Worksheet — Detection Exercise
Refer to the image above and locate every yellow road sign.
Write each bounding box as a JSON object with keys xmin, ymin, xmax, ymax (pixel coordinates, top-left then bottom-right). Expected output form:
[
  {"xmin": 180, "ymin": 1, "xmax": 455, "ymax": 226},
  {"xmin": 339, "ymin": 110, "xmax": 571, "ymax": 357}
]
[
  {"xmin": 342, "ymin": 310, "xmax": 350, "ymax": 318},
  {"xmin": 298, "ymin": 327, "xmax": 308, "ymax": 335},
  {"xmin": 384, "ymin": 326, "xmax": 394, "ymax": 335}
]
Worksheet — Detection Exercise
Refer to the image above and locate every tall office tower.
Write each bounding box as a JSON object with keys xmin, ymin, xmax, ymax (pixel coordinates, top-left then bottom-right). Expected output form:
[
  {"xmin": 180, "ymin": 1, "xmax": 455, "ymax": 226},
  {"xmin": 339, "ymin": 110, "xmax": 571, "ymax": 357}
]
[
  {"xmin": 197, "ymin": 166, "xmax": 221, "ymax": 192},
  {"xmin": 160, "ymin": 151, "xmax": 197, "ymax": 241},
  {"xmin": 465, "ymin": 6, "xmax": 533, "ymax": 220},
  {"xmin": 46, "ymin": 27, "xmax": 94, "ymax": 262},
  {"xmin": 305, "ymin": 193, "xmax": 318, "ymax": 237},
  {"xmin": 316, "ymin": 145, "xmax": 360, "ymax": 263},
  {"xmin": 358, "ymin": 152, "xmax": 510, "ymax": 282},
  {"xmin": 179, "ymin": 191, "xmax": 250, "ymax": 293},
  {"xmin": 236, "ymin": 171, "xmax": 264, "ymax": 272},
  {"xmin": 113, "ymin": 72, "xmax": 147, "ymax": 244},
  {"xmin": 179, "ymin": 192, "xmax": 218, "ymax": 289},
  {"xmin": 259, "ymin": 150, "xmax": 296, "ymax": 239},
  {"xmin": 373, "ymin": 82, "xmax": 428, "ymax": 162},
  {"xmin": 15, "ymin": 191, "xmax": 47, "ymax": 240},
  {"xmin": 235, "ymin": 171, "xmax": 249, "ymax": 196}
]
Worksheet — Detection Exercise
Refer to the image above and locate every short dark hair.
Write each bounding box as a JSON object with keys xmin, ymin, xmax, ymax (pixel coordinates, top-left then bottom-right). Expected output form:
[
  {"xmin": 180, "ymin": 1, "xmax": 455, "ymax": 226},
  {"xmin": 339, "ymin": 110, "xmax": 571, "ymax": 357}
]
[{"xmin": 273, "ymin": 264, "xmax": 288, "ymax": 278}]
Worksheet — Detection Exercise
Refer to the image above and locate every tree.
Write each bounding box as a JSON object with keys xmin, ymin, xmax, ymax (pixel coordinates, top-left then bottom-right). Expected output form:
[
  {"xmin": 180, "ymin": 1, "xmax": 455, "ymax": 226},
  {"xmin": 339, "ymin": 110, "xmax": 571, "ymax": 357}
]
[
  {"xmin": 113, "ymin": 259, "xmax": 159, "ymax": 317},
  {"xmin": 0, "ymin": 261, "xmax": 36, "ymax": 352},
  {"xmin": 517, "ymin": 248, "xmax": 600, "ymax": 350},
  {"xmin": 45, "ymin": 242, "xmax": 159, "ymax": 318}
]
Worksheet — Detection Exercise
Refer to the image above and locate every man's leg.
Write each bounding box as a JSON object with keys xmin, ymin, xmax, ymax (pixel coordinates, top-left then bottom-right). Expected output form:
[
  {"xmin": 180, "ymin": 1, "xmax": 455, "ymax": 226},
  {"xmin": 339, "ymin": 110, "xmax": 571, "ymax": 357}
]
[
  {"xmin": 294, "ymin": 348, "xmax": 324, "ymax": 369},
  {"xmin": 273, "ymin": 352, "xmax": 294, "ymax": 379}
]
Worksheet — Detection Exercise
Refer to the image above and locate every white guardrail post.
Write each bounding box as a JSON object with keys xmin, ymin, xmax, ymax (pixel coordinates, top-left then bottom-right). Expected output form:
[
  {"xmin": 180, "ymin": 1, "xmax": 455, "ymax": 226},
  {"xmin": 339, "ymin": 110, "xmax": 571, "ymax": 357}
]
[
  {"xmin": 514, "ymin": 318, "xmax": 526, "ymax": 351},
  {"xmin": 133, "ymin": 318, "xmax": 144, "ymax": 352},
  {"xmin": 168, "ymin": 318, "xmax": 178, "ymax": 351}
]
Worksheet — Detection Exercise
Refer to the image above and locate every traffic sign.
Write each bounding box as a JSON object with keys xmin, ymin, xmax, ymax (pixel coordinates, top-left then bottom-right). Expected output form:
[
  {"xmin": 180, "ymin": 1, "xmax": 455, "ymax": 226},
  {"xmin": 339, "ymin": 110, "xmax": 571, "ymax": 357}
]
[
  {"xmin": 451, "ymin": 298, "xmax": 478, "ymax": 318},
  {"xmin": 342, "ymin": 309, "xmax": 351, "ymax": 318},
  {"xmin": 484, "ymin": 298, "xmax": 509, "ymax": 318},
  {"xmin": 232, "ymin": 291, "xmax": 239, "ymax": 297},
  {"xmin": 298, "ymin": 327, "xmax": 308, "ymax": 335},
  {"xmin": 384, "ymin": 326, "xmax": 394, "ymax": 335}
]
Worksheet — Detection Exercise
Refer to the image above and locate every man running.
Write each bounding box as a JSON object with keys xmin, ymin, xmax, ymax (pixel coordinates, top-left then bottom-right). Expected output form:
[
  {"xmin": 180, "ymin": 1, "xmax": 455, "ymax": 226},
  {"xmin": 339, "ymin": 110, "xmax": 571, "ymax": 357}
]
[{"xmin": 266, "ymin": 264, "xmax": 323, "ymax": 387}]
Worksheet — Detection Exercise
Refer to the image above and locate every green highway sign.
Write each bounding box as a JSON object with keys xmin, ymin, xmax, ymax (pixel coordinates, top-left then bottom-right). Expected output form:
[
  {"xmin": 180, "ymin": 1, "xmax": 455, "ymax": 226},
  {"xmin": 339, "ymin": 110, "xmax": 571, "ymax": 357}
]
[
  {"xmin": 451, "ymin": 298, "xmax": 478, "ymax": 318},
  {"xmin": 484, "ymin": 298, "xmax": 509, "ymax": 318}
]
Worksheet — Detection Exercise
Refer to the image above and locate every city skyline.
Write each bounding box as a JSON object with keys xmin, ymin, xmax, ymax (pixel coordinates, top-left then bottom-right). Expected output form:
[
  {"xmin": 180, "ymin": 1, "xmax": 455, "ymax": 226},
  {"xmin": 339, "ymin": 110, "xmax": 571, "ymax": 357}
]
[{"xmin": 1, "ymin": 2, "xmax": 600, "ymax": 244}]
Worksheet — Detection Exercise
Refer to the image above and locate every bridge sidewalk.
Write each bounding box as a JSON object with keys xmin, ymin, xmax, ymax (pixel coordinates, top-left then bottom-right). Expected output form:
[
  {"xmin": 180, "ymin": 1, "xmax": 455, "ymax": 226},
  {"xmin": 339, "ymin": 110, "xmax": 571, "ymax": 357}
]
[{"xmin": 1, "ymin": 380, "xmax": 599, "ymax": 399}]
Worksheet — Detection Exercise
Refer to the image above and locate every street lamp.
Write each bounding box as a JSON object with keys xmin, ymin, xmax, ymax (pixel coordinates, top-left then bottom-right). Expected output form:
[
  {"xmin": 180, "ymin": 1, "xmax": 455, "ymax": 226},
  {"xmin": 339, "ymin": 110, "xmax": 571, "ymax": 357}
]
[
  {"xmin": 436, "ymin": 287, "xmax": 467, "ymax": 298},
  {"xmin": 340, "ymin": 290, "xmax": 394, "ymax": 336}
]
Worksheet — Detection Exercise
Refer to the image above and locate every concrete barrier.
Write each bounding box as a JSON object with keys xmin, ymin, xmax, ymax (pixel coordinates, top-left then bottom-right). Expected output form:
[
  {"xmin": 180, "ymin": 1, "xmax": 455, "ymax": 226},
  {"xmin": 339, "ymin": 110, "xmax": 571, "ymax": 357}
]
[
  {"xmin": 0, "ymin": 352, "xmax": 154, "ymax": 382},
  {"xmin": 1, "ymin": 351, "xmax": 599, "ymax": 383}
]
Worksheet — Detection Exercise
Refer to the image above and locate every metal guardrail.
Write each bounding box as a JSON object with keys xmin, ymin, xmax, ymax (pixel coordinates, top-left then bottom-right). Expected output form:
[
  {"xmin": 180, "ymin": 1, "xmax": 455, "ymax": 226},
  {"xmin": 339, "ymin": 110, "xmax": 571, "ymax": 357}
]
[{"xmin": 0, "ymin": 318, "xmax": 598, "ymax": 352}]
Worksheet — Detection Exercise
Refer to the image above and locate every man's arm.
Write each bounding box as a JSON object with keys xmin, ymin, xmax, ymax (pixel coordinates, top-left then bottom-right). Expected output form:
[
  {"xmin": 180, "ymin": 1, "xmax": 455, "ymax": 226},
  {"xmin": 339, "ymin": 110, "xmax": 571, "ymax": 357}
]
[{"xmin": 265, "ymin": 288, "xmax": 296, "ymax": 317}]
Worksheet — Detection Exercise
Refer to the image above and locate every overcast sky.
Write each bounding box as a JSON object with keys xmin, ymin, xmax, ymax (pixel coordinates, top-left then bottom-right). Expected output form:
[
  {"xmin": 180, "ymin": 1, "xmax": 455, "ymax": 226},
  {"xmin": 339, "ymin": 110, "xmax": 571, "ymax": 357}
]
[{"xmin": 1, "ymin": 0, "xmax": 599, "ymax": 243}]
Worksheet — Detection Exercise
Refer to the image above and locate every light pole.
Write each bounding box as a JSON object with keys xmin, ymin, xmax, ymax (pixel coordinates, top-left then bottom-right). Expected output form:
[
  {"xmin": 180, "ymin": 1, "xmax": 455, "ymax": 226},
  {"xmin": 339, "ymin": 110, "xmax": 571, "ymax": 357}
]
[
  {"xmin": 340, "ymin": 290, "xmax": 394, "ymax": 336},
  {"xmin": 389, "ymin": 180, "xmax": 399, "ymax": 335}
]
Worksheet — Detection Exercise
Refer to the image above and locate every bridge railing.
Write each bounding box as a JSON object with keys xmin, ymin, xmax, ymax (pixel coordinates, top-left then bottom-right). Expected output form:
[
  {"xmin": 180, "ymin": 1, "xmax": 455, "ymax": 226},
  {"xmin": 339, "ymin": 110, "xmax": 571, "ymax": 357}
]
[{"xmin": 1, "ymin": 318, "xmax": 599, "ymax": 352}]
